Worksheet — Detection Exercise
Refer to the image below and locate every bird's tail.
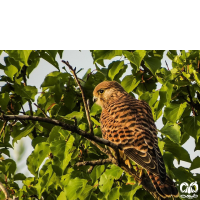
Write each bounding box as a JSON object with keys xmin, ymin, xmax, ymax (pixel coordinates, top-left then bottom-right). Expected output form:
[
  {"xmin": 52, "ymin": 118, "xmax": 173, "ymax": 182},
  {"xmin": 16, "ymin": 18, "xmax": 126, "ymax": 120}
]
[{"xmin": 147, "ymin": 171, "xmax": 179, "ymax": 199}]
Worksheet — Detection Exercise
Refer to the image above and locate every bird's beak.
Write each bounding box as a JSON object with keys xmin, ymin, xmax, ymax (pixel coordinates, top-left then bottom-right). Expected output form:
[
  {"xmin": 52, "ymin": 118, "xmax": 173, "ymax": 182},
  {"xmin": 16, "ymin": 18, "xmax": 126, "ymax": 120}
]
[{"xmin": 93, "ymin": 96, "xmax": 98, "ymax": 102}]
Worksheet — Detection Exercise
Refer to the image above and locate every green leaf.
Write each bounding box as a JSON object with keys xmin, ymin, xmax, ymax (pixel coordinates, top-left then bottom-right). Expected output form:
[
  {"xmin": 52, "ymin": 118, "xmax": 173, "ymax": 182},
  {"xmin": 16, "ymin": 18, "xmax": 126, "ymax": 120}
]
[
  {"xmin": 108, "ymin": 187, "xmax": 120, "ymax": 200},
  {"xmin": 164, "ymin": 102, "xmax": 187, "ymax": 123},
  {"xmin": 160, "ymin": 122, "xmax": 181, "ymax": 144},
  {"xmin": 4, "ymin": 65, "xmax": 18, "ymax": 81},
  {"xmin": 120, "ymin": 184, "xmax": 142, "ymax": 200},
  {"xmin": 183, "ymin": 116, "xmax": 200, "ymax": 141},
  {"xmin": 193, "ymin": 70, "xmax": 200, "ymax": 87},
  {"xmin": 180, "ymin": 132, "xmax": 190, "ymax": 145},
  {"xmin": 0, "ymin": 92, "xmax": 9, "ymax": 111},
  {"xmin": 5, "ymin": 50, "xmax": 32, "ymax": 66},
  {"xmin": 99, "ymin": 172, "xmax": 114, "ymax": 194},
  {"xmin": 46, "ymin": 50, "xmax": 58, "ymax": 59},
  {"xmin": 123, "ymin": 50, "xmax": 146, "ymax": 69},
  {"xmin": 14, "ymin": 173, "xmax": 26, "ymax": 180},
  {"xmin": 108, "ymin": 61, "xmax": 124, "ymax": 80},
  {"xmin": 48, "ymin": 126, "xmax": 62, "ymax": 143},
  {"xmin": 172, "ymin": 167, "xmax": 194, "ymax": 183},
  {"xmin": 93, "ymin": 50, "xmax": 122, "ymax": 63},
  {"xmin": 40, "ymin": 51, "xmax": 59, "ymax": 70},
  {"xmin": 12, "ymin": 123, "xmax": 35, "ymax": 145},
  {"xmin": 164, "ymin": 138, "xmax": 191, "ymax": 163},
  {"xmin": 7, "ymin": 56, "xmax": 24, "ymax": 71},
  {"xmin": 158, "ymin": 139, "xmax": 165, "ymax": 155},
  {"xmin": 41, "ymin": 71, "xmax": 61, "ymax": 87},
  {"xmin": 50, "ymin": 135, "xmax": 75, "ymax": 172},
  {"xmin": 27, "ymin": 142, "xmax": 50, "ymax": 176},
  {"xmin": 58, "ymin": 50, "xmax": 64, "ymax": 59},
  {"xmin": 195, "ymin": 138, "xmax": 200, "ymax": 151},
  {"xmin": 99, "ymin": 165, "xmax": 123, "ymax": 194},
  {"xmin": 64, "ymin": 177, "xmax": 87, "ymax": 200},
  {"xmin": 13, "ymin": 84, "xmax": 37, "ymax": 101},
  {"xmin": 140, "ymin": 91, "xmax": 159, "ymax": 107},
  {"xmin": 65, "ymin": 111, "xmax": 84, "ymax": 122},
  {"xmin": 90, "ymin": 103, "xmax": 102, "ymax": 116},
  {"xmin": 32, "ymin": 136, "xmax": 47, "ymax": 148},
  {"xmin": 0, "ymin": 148, "xmax": 10, "ymax": 157},
  {"xmin": 91, "ymin": 117, "xmax": 101, "ymax": 126},
  {"xmin": 58, "ymin": 191, "xmax": 67, "ymax": 200},
  {"xmin": 35, "ymin": 165, "xmax": 55, "ymax": 198},
  {"xmin": 190, "ymin": 156, "xmax": 200, "ymax": 170},
  {"xmin": 4, "ymin": 159, "xmax": 16, "ymax": 177},
  {"xmin": 121, "ymin": 75, "xmax": 140, "ymax": 93},
  {"xmin": 90, "ymin": 165, "xmax": 105, "ymax": 183},
  {"xmin": 144, "ymin": 57, "xmax": 161, "ymax": 75},
  {"xmin": 159, "ymin": 82, "xmax": 173, "ymax": 107},
  {"xmin": 79, "ymin": 185, "xmax": 93, "ymax": 200},
  {"xmin": 23, "ymin": 86, "xmax": 38, "ymax": 101}
]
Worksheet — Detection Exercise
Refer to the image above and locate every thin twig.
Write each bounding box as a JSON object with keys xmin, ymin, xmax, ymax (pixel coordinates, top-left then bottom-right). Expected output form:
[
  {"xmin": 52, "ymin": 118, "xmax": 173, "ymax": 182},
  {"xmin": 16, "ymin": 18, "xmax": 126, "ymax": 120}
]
[
  {"xmin": 90, "ymin": 140, "xmax": 114, "ymax": 159},
  {"xmin": 22, "ymin": 65, "xmax": 33, "ymax": 116},
  {"xmin": 0, "ymin": 182, "xmax": 9, "ymax": 199},
  {"xmin": 165, "ymin": 60, "xmax": 170, "ymax": 70},
  {"xmin": 19, "ymin": 102, "xmax": 26, "ymax": 115},
  {"xmin": 33, "ymin": 103, "xmax": 48, "ymax": 118},
  {"xmin": 0, "ymin": 108, "xmax": 5, "ymax": 114},
  {"xmin": 76, "ymin": 158, "xmax": 112, "ymax": 167},
  {"xmin": 87, "ymin": 166, "xmax": 94, "ymax": 173},
  {"xmin": 87, "ymin": 99, "xmax": 90, "ymax": 112},
  {"xmin": 0, "ymin": 121, "xmax": 7, "ymax": 136},
  {"xmin": 62, "ymin": 60, "xmax": 93, "ymax": 135}
]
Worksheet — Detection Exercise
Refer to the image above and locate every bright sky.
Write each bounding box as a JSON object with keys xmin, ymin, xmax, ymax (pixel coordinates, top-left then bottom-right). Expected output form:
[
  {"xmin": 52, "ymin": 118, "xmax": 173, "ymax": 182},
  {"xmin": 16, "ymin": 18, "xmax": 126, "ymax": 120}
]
[{"xmin": 0, "ymin": 50, "xmax": 199, "ymax": 179}]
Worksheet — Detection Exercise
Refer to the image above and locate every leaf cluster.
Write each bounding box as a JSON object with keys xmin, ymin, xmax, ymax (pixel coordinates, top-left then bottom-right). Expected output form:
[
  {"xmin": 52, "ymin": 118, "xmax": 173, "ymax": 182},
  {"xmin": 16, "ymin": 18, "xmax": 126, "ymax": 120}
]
[{"xmin": 0, "ymin": 50, "xmax": 200, "ymax": 199}]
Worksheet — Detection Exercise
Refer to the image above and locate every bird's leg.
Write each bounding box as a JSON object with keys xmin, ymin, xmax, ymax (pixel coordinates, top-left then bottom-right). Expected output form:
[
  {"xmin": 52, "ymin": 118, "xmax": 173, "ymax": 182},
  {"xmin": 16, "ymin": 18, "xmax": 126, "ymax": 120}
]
[
  {"xmin": 125, "ymin": 159, "xmax": 132, "ymax": 169},
  {"xmin": 132, "ymin": 165, "xmax": 144, "ymax": 185},
  {"xmin": 138, "ymin": 168, "xmax": 145, "ymax": 185}
]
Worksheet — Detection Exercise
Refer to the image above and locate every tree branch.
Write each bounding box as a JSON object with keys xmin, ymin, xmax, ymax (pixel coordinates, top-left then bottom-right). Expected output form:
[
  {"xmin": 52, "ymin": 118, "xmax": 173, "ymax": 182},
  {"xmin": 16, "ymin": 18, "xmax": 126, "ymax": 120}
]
[
  {"xmin": 33, "ymin": 103, "xmax": 48, "ymax": 118},
  {"xmin": 22, "ymin": 65, "xmax": 33, "ymax": 116},
  {"xmin": 0, "ymin": 114, "xmax": 119, "ymax": 150},
  {"xmin": 76, "ymin": 158, "xmax": 112, "ymax": 167},
  {"xmin": 62, "ymin": 60, "xmax": 93, "ymax": 135},
  {"xmin": 0, "ymin": 182, "xmax": 9, "ymax": 199}
]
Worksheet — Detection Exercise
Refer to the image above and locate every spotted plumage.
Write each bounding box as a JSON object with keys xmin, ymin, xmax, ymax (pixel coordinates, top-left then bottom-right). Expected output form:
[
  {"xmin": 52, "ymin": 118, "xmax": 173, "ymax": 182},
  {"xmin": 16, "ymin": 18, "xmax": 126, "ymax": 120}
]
[{"xmin": 93, "ymin": 81, "xmax": 178, "ymax": 199}]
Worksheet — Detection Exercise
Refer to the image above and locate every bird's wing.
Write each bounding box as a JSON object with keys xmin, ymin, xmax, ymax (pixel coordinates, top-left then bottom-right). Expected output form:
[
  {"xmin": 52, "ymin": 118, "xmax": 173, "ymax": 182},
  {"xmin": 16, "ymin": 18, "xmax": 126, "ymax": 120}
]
[{"xmin": 100, "ymin": 97, "xmax": 166, "ymax": 182}]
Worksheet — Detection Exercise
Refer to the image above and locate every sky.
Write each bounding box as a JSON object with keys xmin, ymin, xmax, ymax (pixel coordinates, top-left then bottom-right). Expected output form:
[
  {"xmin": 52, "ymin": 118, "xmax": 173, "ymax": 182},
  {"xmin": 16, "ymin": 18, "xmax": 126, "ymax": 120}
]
[{"xmin": 0, "ymin": 50, "xmax": 199, "ymax": 179}]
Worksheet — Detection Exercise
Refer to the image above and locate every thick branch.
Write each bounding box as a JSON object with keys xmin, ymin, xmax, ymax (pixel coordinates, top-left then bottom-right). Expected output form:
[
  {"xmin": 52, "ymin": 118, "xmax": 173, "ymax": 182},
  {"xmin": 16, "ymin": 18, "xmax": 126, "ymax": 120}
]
[
  {"xmin": 62, "ymin": 60, "xmax": 93, "ymax": 134},
  {"xmin": 0, "ymin": 114, "xmax": 119, "ymax": 150}
]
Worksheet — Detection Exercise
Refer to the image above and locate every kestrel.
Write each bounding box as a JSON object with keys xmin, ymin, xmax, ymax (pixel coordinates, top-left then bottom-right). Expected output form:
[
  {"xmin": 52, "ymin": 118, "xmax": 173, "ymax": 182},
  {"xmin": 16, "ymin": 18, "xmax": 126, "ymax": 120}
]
[{"xmin": 93, "ymin": 81, "xmax": 178, "ymax": 199}]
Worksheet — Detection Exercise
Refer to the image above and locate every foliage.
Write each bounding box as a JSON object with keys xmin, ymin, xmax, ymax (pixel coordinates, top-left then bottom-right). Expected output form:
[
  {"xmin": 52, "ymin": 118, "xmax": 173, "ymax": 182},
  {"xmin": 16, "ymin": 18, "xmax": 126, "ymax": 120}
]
[{"xmin": 0, "ymin": 50, "xmax": 200, "ymax": 199}]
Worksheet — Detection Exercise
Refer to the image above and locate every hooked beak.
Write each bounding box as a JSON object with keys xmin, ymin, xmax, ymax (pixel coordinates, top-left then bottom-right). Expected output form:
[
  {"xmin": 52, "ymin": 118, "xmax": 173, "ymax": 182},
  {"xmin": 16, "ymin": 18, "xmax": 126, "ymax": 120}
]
[{"xmin": 93, "ymin": 96, "xmax": 98, "ymax": 102}]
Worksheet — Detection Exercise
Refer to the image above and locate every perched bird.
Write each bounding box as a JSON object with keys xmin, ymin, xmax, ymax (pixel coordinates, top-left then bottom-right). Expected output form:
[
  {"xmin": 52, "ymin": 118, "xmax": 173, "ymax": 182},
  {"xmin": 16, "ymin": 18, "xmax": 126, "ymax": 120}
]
[{"xmin": 93, "ymin": 81, "xmax": 178, "ymax": 199}]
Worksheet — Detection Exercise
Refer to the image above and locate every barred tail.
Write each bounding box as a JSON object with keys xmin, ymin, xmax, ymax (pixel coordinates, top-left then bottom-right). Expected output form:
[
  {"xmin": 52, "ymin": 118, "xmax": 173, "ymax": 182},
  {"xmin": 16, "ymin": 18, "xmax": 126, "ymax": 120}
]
[{"xmin": 147, "ymin": 171, "xmax": 179, "ymax": 199}]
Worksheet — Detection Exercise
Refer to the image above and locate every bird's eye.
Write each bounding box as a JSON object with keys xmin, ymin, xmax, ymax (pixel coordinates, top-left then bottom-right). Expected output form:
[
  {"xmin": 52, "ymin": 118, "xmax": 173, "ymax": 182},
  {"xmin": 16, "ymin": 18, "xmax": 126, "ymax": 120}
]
[{"xmin": 99, "ymin": 90, "xmax": 104, "ymax": 94}]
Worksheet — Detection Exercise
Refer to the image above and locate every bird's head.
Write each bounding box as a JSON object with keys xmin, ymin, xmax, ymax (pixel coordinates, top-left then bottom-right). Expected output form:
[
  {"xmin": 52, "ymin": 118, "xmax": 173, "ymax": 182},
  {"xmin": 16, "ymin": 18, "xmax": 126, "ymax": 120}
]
[{"xmin": 93, "ymin": 81, "xmax": 125, "ymax": 108}]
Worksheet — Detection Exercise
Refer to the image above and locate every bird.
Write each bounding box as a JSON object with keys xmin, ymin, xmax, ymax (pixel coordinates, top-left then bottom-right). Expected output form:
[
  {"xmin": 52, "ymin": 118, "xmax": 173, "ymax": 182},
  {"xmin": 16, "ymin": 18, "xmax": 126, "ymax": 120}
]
[{"xmin": 93, "ymin": 81, "xmax": 179, "ymax": 199}]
